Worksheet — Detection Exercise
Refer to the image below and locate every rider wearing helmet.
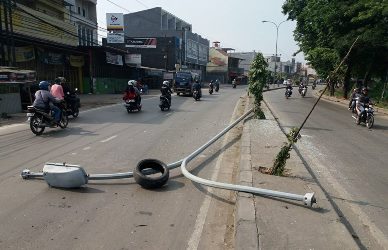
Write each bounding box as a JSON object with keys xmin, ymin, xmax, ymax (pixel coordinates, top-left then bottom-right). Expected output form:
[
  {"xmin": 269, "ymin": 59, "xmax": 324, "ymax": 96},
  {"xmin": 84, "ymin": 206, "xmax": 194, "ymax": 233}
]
[
  {"xmin": 161, "ymin": 80, "xmax": 173, "ymax": 104},
  {"xmin": 192, "ymin": 79, "xmax": 202, "ymax": 97},
  {"xmin": 123, "ymin": 80, "xmax": 141, "ymax": 105},
  {"xmin": 356, "ymin": 87, "xmax": 371, "ymax": 117},
  {"xmin": 33, "ymin": 81, "xmax": 62, "ymax": 124}
]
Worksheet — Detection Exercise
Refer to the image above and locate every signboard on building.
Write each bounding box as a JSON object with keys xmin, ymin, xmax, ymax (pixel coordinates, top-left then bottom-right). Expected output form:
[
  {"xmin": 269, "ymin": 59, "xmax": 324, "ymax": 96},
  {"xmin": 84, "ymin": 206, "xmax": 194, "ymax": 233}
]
[
  {"xmin": 207, "ymin": 48, "xmax": 228, "ymax": 73},
  {"xmin": 106, "ymin": 52, "xmax": 123, "ymax": 65},
  {"xmin": 125, "ymin": 54, "xmax": 141, "ymax": 66},
  {"xmin": 106, "ymin": 13, "xmax": 124, "ymax": 30},
  {"xmin": 125, "ymin": 38, "xmax": 157, "ymax": 48},
  {"xmin": 107, "ymin": 33, "xmax": 125, "ymax": 43}
]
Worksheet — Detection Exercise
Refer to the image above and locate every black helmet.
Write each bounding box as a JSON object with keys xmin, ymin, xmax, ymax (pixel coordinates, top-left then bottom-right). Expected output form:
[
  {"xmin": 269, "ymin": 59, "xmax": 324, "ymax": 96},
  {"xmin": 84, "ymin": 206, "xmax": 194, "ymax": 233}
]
[
  {"xmin": 362, "ymin": 87, "xmax": 368, "ymax": 94},
  {"xmin": 210, "ymin": 80, "xmax": 214, "ymax": 83},
  {"xmin": 54, "ymin": 78, "xmax": 61, "ymax": 84}
]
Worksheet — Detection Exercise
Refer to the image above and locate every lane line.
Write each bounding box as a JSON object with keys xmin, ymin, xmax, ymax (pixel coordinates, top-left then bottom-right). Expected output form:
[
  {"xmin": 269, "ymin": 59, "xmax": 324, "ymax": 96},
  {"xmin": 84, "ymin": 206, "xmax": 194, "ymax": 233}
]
[
  {"xmin": 186, "ymin": 97, "xmax": 242, "ymax": 250},
  {"xmin": 100, "ymin": 135, "xmax": 117, "ymax": 143},
  {"xmin": 83, "ymin": 146, "xmax": 91, "ymax": 150}
]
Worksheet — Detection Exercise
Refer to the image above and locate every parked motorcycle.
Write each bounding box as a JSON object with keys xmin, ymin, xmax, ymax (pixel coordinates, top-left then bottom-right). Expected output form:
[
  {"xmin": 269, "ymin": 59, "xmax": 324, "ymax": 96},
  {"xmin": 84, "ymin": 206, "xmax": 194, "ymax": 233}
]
[
  {"xmin": 64, "ymin": 88, "xmax": 80, "ymax": 118},
  {"xmin": 27, "ymin": 101, "xmax": 68, "ymax": 135},
  {"xmin": 301, "ymin": 86, "xmax": 307, "ymax": 97},
  {"xmin": 353, "ymin": 103, "xmax": 374, "ymax": 128},
  {"xmin": 193, "ymin": 89, "xmax": 201, "ymax": 101},
  {"xmin": 285, "ymin": 89, "xmax": 292, "ymax": 99},
  {"xmin": 124, "ymin": 94, "xmax": 142, "ymax": 113},
  {"xmin": 159, "ymin": 95, "xmax": 171, "ymax": 111}
]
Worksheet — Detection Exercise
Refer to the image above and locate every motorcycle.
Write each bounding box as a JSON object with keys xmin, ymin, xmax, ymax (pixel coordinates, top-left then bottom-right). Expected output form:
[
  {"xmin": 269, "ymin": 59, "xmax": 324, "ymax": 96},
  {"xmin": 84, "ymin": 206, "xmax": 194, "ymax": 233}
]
[
  {"xmin": 312, "ymin": 83, "xmax": 316, "ymax": 90},
  {"xmin": 124, "ymin": 97, "xmax": 142, "ymax": 113},
  {"xmin": 27, "ymin": 101, "xmax": 68, "ymax": 135},
  {"xmin": 159, "ymin": 95, "xmax": 171, "ymax": 111},
  {"xmin": 353, "ymin": 103, "xmax": 374, "ymax": 128},
  {"xmin": 64, "ymin": 88, "xmax": 80, "ymax": 118},
  {"xmin": 215, "ymin": 83, "xmax": 219, "ymax": 92},
  {"xmin": 285, "ymin": 89, "xmax": 292, "ymax": 99},
  {"xmin": 301, "ymin": 86, "xmax": 307, "ymax": 97},
  {"xmin": 193, "ymin": 89, "xmax": 201, "ymax": 101},
  {"xmin": 232, "ymin": 82, "xmax": 236, "ymax": 88},
  {"xmin": 209, "ymin": 83, "xmax": 214, "ymax": 95}
]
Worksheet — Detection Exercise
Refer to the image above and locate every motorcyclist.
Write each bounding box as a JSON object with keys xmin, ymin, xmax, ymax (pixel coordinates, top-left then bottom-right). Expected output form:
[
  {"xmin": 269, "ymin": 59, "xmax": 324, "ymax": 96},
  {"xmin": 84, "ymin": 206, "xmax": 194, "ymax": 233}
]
[
  {"xmin": 123, "ymin": 80, "xmax": 141, "ymax": 106},
  {"xmin": 161, "ymin": 80, "xmax": 173, "ymax": 104},
  {"xmin": 298, "ymin": 82, "xmax": 305, "ymax": 94},
  {"xmin": 33, "ymin": 81, "xmax": 62, "ymax": 125},
  {"xmin": 192, "ymin": 79, "xmax": 202, "ymax": 97},
  {"xmin": 215, "ymin": 79, "xmax": 220, "ymax": 91},
  {"xmin": 209, "ymin": 80, "xmax": 214, "ymax": 90},
  {"xmin": 286, "ymin": 82, "xmax": 293, "ymax": 96},
  {"xmin": 50, "ymin": 77, "xmax": 65, "ymax": 100},
  {"xmin": 356, "ymin": 87, "xmax": 371, "ymax": 118},
  {"xmin": 348, "ymin": 87, "xmax": 361, "ymax": 112}
]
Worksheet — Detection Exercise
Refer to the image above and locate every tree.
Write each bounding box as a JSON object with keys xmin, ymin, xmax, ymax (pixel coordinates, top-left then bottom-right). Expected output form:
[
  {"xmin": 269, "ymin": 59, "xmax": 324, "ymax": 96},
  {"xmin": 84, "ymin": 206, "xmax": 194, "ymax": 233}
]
[
  {"xmin": 283, "ymin": 0, "xmax": 388, "ymax": 98},
  {"xmin": 248, "ymin": 53, "xmax": 268, "ymax": 119}
]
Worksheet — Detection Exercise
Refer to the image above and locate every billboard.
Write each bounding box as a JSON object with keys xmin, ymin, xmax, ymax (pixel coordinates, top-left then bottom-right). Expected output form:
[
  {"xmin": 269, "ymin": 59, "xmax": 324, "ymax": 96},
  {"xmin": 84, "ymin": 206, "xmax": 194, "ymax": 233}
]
[
  {"xmin": 106, "ymin": 13, "xmax": 124, "ymax": 30},
  {"xmin": 106, "ymin": 52, "xmax": 123, "ymax": 66},
  {"xmin": 207, "ymin": 48, "xmax": 228, "ymax": 73},
  {"xmin": 125, "ymin": 38, "xmax": 157, "ymax": 48}
]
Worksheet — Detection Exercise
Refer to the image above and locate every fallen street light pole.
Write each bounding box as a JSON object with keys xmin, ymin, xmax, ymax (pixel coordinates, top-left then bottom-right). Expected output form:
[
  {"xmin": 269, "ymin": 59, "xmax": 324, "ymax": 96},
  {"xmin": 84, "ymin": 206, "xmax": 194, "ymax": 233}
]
[{"xmin": 21, "ymin": 89, "xmax": 316, "ymax": 207}]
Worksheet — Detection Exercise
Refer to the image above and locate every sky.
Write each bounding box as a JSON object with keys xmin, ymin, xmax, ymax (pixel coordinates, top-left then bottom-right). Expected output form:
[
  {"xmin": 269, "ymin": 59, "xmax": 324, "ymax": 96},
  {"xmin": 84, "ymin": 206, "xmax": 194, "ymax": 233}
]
[{"xmin": 96, "ymin": 0, "xmax": 306, "ymax": 63}]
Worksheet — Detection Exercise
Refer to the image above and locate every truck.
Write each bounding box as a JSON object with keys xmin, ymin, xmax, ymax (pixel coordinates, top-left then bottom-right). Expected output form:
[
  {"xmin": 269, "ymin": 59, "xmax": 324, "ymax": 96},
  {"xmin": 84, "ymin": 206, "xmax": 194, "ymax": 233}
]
[{"xmin": 173, "ymin": 71, "xmax": 200, "ymax": 96}]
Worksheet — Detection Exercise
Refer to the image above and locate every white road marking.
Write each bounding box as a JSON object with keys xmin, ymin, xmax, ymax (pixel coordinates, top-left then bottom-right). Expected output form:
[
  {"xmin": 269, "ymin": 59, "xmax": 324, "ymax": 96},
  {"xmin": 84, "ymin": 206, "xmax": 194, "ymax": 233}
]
[
  {"xmin": 0, "ymin": 123, "xmax": 25, "ymax": 131},
  {"xmin": 100, "ymin": 135, "xmax": 117, "ymax": 143},
  {"xmin": 186, "ymin": 98, "xmax": 240, "ymax": 250},
  {"xmin": 83, "ymin": 147, "xmax": 91, "ymax": 150}
]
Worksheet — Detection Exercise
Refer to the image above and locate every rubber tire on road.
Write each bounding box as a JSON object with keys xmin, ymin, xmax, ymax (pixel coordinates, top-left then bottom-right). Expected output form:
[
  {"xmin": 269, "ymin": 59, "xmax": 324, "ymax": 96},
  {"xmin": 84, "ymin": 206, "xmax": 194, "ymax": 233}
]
[
  {"xmin": 59, "ymin": 113, "xmax": 68, "ymax": 128},
  {"xmin": 72, "ymin": 107, "xmax": 79, "ymax": 118},
  {"xmin": 366, "ymin": 115, "xmax": 374, "ymax": 129},
  {"xmin": 133, "ymin": 159, "xmax": 169, "ymax": 189}
]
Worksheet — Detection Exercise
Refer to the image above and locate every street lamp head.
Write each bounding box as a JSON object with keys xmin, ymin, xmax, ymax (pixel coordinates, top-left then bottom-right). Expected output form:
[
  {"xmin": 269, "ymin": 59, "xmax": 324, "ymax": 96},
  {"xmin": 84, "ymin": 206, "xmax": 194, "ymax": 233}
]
[{"xmin": 262, "ymin": 20, "xmax": 268, "ymax": 23}]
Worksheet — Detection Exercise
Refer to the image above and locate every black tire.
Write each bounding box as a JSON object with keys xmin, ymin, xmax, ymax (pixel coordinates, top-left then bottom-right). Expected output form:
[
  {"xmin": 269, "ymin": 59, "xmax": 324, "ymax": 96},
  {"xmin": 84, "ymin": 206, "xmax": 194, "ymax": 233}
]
[
  {"xmin": 133, "ymin": 159, "xmax": 169, "ymax": 189},
  {"xmin": 72, "ymin": 107, "xmax": 79, "ymax": 118},
  {"xmin": 356, "ymin": 115, "xmax": 361, "ymax": 125},
  {"xmin": 30, "ymin": 115, "xmax": 45, "ymax": 135},
  {"xmin": 366, "ymin": 115, "xmax": 374, "ymax": 129},
  {"xmin": 59, "ymin": 113, "xmax": 68, "ymax": 128}
]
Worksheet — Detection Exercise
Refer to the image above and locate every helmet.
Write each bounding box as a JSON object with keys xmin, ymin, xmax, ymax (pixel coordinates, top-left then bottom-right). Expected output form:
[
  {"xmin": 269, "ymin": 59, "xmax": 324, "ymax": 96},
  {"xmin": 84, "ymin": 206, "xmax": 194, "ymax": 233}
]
[
  {"xmin": 163, "ymin": 80, "xmax": 169, "ymax": 86},
  {"xmin": 39, "ymin": 81, "xmax": 50, "ymax": 91},
  {"xmin": 361, "ymin": 87, "xmax": 368, "ymax": 94},
  {"xmin": 210, "ymin": 80, "xmax": 214, "ymax": 83},
  {"xmin": 54, "ymin": 78, "xmax": 61, "ymax": 84},
  {"xmin": 128, "ymin": 80, "xmax": 136, "ymax": 86}
]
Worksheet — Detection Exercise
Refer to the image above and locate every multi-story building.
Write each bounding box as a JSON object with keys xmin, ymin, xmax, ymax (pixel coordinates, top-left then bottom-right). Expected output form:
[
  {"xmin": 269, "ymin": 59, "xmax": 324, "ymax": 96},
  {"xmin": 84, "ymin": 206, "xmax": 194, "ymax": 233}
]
[
  {"xmin": 229, "ymin": 51, "xmax": 258, "ymax": 76},
  {"xmin": 122, "ymin": 7, "xmax": 210, "ymax": 78},
  {"xmin": 65, "ymin": 0, "xmax": 98, "ymax": 46}
]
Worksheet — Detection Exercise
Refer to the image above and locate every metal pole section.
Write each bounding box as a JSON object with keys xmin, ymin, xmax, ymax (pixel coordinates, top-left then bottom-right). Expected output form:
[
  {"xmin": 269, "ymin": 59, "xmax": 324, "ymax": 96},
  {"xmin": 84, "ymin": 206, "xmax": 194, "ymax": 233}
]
[
  {"xmin": 0, "ymin": 0, "xmax": 5, "ymax": 65},
  {"xmin": 7, "ymin": 0, "xmax": 14, "ymax": 65}
]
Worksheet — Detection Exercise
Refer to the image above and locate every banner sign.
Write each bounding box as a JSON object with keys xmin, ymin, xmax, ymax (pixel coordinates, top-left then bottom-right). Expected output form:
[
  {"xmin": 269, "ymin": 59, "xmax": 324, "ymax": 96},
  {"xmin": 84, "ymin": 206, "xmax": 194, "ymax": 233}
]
[
  {"xmin": 38, "ymin": 49, "xmax": 64, "ymax": 65},
  {"xmin": 125, "ymin": 38, "xmax": 157, "ymax": 48},
  {"xmin": 69, "ymin": 55, "xmax": 85, "ymax": 67},
  {"xmin": 106, "ymin": 13, "xmax": 124, "ymax": 30},
  {"xmin": 107, "ymin": 33, "xmax": 125, "ymax": 43},
  {"xmin": 15, "ymin": 46, "xmax": 35, "ymax": 62},
  {"xmin": 125, "ymin": 54, "xmax": 141, "ymax": 65},
  {"xmin": 106, "ymin": 52, "xmax": 123, "ymax": 66}
]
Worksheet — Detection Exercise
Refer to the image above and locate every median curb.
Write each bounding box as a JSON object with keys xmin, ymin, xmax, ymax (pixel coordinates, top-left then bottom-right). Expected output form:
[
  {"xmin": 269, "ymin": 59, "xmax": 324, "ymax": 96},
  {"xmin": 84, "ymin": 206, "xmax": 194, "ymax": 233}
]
[{"xmin": 235, "ymin": 95, "xmax": 259, "ymax": 250}]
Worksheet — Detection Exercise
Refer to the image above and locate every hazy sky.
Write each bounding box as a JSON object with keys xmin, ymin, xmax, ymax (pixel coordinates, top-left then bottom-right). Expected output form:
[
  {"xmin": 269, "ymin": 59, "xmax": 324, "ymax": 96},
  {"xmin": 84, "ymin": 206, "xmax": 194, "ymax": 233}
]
[{"xmin": 96, "ymin": 0, "xmax": 305, "ymax": 63}]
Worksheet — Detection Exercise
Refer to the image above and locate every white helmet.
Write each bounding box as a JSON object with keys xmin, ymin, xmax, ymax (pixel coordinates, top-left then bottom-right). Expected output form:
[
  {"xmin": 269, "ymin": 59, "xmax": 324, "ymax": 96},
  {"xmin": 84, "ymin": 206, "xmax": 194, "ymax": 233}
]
[
  {"xmin": 128, "ymin": 80, "xmax": 136, "ymax": 86},
  {"xmin": 163, "ymin": 80, "xmax": 169, "ymax": 86}
]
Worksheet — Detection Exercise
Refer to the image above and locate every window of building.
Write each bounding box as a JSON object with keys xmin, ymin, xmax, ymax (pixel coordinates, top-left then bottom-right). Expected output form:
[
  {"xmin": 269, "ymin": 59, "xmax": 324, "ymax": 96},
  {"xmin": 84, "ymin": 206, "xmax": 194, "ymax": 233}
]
[
  {"xmin": 82, "ymin": 9, "xmax": 86, "ymax": 17},
  {"xmin": 78, "ymin": 7, "xmax": 81, "ymax": 14}
]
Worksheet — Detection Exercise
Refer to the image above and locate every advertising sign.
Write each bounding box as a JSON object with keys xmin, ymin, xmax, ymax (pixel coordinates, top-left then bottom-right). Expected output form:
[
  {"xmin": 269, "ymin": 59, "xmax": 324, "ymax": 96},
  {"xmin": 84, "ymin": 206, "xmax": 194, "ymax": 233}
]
[
  {"xmin": 69, "ymin": 55, "xmax": 85, "ymax": 67},
  {"xmin": 38, "ymin": 49, "xmax": 64, "ymax": 65},
  {"xmin": 125, "ymin": 38, "xmax": 157, "ymax": 48},
  {"xmin": 207, "ymin": 48, "xmax": 228, "ymax": 73},
  {"xmin": 106, "ymin": 13, "xmax": 124, "ymax": 30},
  {"xmin": 107, "ymin": 33, "xmax": 125, "ymax": 43},
  {"xmin": 15, "ymin": 46, "xmax": 35, "ymax": 62},
  {"xmin": 106, "ymin": 52, "xmax": 123, "ymax": 66},
  {"xmin": 125, "ymin": 54, "xmax": 141, "ymax": 65}
]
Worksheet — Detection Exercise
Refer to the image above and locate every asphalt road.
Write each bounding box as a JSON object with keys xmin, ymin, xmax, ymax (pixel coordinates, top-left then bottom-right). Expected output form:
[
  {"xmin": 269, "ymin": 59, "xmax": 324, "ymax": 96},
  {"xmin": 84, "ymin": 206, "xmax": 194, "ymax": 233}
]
[
  {"xmin": 264, "ymin": 85, "xmax": 388, "ymax": 249},
  {"xmin": 0, "ymin": 85, "xmax": 246, "ymax": 250}
]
